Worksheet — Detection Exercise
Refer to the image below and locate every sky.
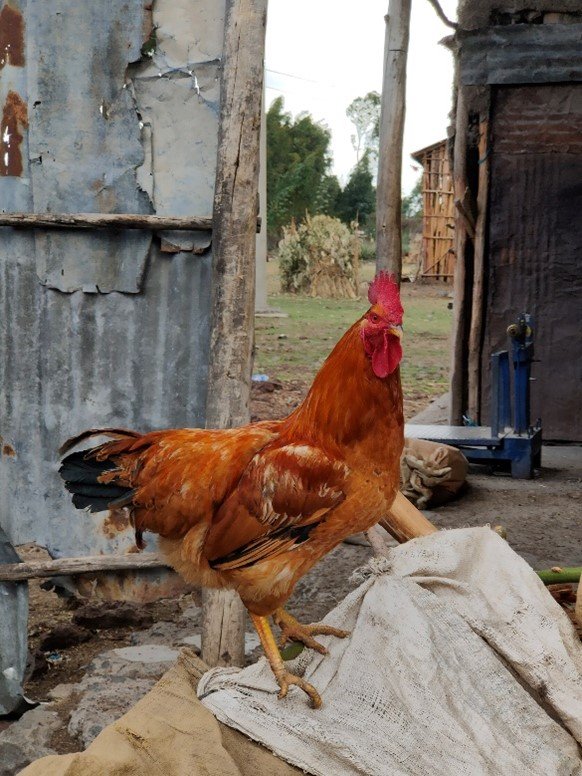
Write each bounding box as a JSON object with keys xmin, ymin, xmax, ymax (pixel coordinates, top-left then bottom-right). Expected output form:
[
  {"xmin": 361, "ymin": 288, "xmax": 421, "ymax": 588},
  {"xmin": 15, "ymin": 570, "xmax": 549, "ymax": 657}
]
[{"xmin": 265, "ymin": 0, "xmax": 458, "ymax": 193}]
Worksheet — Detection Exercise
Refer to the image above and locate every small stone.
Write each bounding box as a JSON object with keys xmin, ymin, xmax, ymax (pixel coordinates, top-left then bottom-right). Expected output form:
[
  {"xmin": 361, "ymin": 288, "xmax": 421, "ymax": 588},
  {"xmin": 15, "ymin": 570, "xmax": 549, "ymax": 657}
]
[
  {"xmin": 112, "ymin": 644, "xmax": 179, "ymax": 663},
  {"xmin": 0, "ymin": 706, "xmax": 60, "ymax": 776},
  {"xmin": 39, "ymin": 622, "xmax": 92, "ymax": 651},
  {"xmin": 47, "ymin": 683, "xmax": 77, "ymax": 702},
  {"xmin": 180, "ymin": 633, "xmax": 201, "ymax": 650}
]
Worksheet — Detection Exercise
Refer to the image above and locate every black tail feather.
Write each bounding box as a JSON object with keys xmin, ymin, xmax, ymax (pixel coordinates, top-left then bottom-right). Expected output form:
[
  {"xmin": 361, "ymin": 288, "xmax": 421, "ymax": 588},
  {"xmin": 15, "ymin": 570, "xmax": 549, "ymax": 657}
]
[{"xmin": 60, "ymin": 448, "xmax": 133, "ymax": 514}]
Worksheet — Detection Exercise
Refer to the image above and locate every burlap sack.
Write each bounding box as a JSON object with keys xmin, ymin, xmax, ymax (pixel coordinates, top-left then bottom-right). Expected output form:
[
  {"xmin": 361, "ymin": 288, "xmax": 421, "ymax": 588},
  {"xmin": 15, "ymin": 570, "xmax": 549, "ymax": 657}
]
[
  {"xmin": 18, "ymin": 650, "xmax": 300, "ymax": 776},
  {"xmin": 401, "ymin": 437, "xmax": 469, "ymax": 507},
  {"xmin": 200, "ymin": 528, "xmax": 582, "ymax": 776}
]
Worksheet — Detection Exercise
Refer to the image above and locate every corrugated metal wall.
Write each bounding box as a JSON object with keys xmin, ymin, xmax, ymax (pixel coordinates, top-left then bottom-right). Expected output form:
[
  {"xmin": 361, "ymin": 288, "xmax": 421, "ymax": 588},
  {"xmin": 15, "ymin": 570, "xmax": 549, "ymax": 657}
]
[
  {"xmin": 481, "ymin": 84, "xmax": 582, "ymax": 440},
  {"xmin": 0, "ymin": 0, "xmax": 226, "ymax": 555}
]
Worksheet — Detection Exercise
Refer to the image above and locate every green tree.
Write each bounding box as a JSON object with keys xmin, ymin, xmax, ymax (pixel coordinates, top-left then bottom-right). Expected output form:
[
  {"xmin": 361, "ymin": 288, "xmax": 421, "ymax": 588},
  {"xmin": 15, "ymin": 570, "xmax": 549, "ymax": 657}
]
[
  {"xmin": 346, "ymin": 91, "xmax": 381, "ymax": 170},
  {"xmin": 336, "ymin": 153, "xmax": 376, "ymax": 230},
  {"xmin": 266, "ymin": 97, "xmax": 334, "ymax": 242}
]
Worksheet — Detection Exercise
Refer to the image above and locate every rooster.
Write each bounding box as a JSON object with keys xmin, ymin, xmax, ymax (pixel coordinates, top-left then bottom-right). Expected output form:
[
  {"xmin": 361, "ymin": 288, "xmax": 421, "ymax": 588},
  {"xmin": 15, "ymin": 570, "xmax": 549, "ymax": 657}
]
[{"xmin": 60, "ymin": 272, "xmax": 407, "ymax": 708}]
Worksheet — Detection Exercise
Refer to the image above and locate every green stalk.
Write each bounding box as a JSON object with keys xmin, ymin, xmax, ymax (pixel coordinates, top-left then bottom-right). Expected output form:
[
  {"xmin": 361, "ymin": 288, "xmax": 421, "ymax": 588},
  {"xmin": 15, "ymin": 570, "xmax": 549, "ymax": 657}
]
[{"xmin": 537, "ymin": 567, "xmax": 582, "ymax": 585}]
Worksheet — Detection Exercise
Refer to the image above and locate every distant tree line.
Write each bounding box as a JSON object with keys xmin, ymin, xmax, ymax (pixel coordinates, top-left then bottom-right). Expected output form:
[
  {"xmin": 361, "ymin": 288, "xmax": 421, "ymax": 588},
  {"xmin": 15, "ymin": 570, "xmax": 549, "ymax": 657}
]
[
  {"xmin": 266, "ymin": 94, "xmax": 378, "ymax": 243},
  {"xmin": 266, "ymin": 92, "xmax": 422, "ymax": 257}
]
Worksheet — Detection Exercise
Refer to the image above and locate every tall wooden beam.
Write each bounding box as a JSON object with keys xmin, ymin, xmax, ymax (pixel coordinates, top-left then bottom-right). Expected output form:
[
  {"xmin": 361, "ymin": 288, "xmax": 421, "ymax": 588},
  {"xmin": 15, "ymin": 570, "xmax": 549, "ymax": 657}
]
[
  {"xmin": 201, "ymin": 0, "xmax": 268, "ymax": 668},
  {"xmin": 449, "ymin": 87, "xmax": 470, "ymax": 424},
  {"xmin": 467, "ymin": 118, "xmax": 490, "ymax": 421},
  {"xmin": 376, "ymin": 0, "xmax": 412, "ymax": 280}
]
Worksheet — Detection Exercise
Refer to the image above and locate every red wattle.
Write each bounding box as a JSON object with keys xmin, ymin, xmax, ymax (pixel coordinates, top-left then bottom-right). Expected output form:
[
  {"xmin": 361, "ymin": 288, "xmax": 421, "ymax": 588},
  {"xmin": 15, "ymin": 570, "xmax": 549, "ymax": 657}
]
[{"xmin": 371, "ymin": 332, "xmax": 402, "ymax": 378}]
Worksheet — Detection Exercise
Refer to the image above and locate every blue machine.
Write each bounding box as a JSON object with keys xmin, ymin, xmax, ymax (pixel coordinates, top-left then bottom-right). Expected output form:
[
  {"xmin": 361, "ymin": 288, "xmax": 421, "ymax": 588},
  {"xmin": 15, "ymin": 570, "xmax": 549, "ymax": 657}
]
[{"xmin": 405, "ymin": 313, "xmax": 542, "ymax": 479}]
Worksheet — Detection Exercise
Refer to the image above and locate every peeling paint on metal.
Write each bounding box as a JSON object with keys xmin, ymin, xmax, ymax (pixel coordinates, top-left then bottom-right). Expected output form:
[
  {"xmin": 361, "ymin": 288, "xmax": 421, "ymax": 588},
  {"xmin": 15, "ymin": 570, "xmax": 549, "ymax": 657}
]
[
  {"xmin": 101, "ymin": 508, "xmax": 131, "ymax": 539},
  {"xmin": 159, "ymin": 230, "xmax": 212, "ymax": 254},
  {"xmin": 0, "ymin": 89, "xmax": 27, "ymax": 176},
  {"xmin": 27, "ymin": 0, "xmax": 154, "ymax": 294},
  {"xmin": 0, "ymin": 2, "xmax": 25, "ymax": 70}
]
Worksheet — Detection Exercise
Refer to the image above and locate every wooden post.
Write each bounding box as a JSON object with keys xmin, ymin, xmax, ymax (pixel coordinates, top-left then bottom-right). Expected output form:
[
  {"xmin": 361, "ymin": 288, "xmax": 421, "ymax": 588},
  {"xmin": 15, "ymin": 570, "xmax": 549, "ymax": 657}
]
[
  {"xmin": 379, "ymin": 491, "xmax": 438, "ymax": 543},
  {"xmin": 201, "ymin": 0, "xmax": 268, "ymax": 668},
  {"xmin": 449, "ymin": 87, "xmax": 471, "ymax": 424},
  {"xmin": 376, "ymin": 0, "xmax": 412, "ymax": 280},
  {"xmin": 467, "ymin": 118, "xmax": 490, "ymax": 422}
]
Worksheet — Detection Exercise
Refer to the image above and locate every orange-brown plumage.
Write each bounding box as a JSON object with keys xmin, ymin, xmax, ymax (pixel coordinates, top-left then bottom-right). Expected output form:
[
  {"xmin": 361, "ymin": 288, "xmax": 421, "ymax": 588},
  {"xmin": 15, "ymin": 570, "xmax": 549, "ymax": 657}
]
[{"xmin": 60, "ymin": 272, "xmax": 405, "ymax": 706}]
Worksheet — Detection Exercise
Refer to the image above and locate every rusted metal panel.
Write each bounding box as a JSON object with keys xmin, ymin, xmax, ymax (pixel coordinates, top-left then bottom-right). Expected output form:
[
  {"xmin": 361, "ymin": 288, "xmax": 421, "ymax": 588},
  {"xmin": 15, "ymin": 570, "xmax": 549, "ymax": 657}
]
[
  {"xmin": 480, "ymin": 85, "xmax": 582, "ymax": 441},
  {"xmin": 489, "ymin": 87, "xmax": 582, "ymax": 155},
  {"xmin": 0, "ymin": 527, "xmax": 27, "ymax": 715},
  {"xmin": 0, "ymin": 0, "xmax": 225, "ymax": 555},
  {"xmin": 27, "ymin": 0, "xmax": 153, "ymax": 293},
  {"xmin": 459, "ymin": 24, "xmax": 582, "ymax": 86},
  {"xmin": 73, "ymin": 568, "xmax": 192, "ymax": 603}
]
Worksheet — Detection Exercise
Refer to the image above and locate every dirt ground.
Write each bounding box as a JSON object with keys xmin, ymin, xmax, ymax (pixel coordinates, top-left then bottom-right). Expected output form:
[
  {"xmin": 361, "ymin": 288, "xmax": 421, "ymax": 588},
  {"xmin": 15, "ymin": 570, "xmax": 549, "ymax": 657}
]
[{"xmin": 17, "ymin": 381, "xmax": 581, "ymax": 718}]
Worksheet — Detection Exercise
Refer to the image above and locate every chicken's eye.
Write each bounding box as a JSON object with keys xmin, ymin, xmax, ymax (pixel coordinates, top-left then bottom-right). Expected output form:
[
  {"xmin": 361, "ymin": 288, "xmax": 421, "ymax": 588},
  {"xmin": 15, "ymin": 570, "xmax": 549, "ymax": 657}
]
[{"xmin": 369, "ymin": 313, "xmax": 380, "ymax": 324}]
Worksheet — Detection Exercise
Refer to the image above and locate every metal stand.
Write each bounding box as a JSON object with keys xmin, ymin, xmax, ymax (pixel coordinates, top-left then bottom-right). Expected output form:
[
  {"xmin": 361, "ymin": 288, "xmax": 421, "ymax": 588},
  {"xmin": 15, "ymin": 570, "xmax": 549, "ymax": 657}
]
[{"xmin": 406, "ymin": 313, "xmax": 542, "ymax": 478}]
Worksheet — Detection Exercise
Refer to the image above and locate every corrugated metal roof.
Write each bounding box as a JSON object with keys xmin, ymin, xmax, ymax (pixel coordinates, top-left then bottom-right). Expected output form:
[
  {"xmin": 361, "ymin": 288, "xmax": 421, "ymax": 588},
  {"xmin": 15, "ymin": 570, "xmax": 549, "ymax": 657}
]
[{"xmin": 459, "ymin": 23, "xmax": 582, "ymax": 85}]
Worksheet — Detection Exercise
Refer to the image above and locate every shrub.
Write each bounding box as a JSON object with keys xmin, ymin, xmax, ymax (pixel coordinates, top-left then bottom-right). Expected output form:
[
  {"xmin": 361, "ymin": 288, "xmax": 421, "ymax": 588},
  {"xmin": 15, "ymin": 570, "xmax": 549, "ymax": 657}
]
[{"xmin": 278, "ymin": 215, "xmax": 359, "ymax": 299}]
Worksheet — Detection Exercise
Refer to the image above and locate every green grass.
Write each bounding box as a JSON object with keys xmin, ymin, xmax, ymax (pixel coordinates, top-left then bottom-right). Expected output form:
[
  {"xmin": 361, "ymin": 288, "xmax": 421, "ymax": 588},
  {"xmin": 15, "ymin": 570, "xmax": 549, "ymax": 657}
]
[{"xmin": 255, "ymin": 276, "xmax": 453, "ymax": 414}]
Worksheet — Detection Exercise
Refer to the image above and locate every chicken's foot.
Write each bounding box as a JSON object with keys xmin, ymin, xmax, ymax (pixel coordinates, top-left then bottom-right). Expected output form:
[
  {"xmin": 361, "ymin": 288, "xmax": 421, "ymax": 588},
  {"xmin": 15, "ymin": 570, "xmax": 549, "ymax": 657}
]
[
  {"xmin": 273, "ymin": 608, "xmax": 349, "ymax": 655},
  {"xmin": 250, "ymin": 612, "xmax": 322, "ymax": 709}
]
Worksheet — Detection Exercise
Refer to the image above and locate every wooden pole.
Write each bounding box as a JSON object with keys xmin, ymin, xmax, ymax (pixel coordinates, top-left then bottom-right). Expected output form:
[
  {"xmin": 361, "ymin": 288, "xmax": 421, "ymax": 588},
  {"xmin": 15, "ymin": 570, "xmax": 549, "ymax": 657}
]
[
  {"xmin": 467, "ymin": 118, "xmax": 490, "ymax": 421},
  {"xmin": 0, "ymin": 212, "xmax": 213, "ymax": 231},
  {"xmin": 379, "ymin": 491, "xmax": 438, "ymax": 544},
  {"xmin": 376, "ymin": 0, "xmax": 412, "ymax": 280},
  {"xmin": 0, "ymin": 553, "xmax": 168, "ymax": 581},
  {"xmin": 201, "ymin": 0, "xmax": 268, "ymax": 669},
  {"xmin": 449, "ymin": 87, "xmax": 471, "ymax": 424}
]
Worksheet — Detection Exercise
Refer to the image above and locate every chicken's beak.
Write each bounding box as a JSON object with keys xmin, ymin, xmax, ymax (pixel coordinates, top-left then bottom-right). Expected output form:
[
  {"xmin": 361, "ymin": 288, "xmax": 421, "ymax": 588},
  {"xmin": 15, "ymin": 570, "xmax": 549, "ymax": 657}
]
[{"xmin": 388, "ymin": 325, "xmax": 403, "ymax": 339}]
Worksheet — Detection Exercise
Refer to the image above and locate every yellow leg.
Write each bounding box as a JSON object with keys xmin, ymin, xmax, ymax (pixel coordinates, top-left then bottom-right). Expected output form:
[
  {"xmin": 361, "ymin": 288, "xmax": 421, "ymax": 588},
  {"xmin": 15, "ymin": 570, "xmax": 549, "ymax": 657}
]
[
  {"xmin": 273, "ymin": 608, "xmax": 349, "ymax": 654},
  {"xmin": 250, "ymin": 612, "xmax": 322, "ymax": 709}
]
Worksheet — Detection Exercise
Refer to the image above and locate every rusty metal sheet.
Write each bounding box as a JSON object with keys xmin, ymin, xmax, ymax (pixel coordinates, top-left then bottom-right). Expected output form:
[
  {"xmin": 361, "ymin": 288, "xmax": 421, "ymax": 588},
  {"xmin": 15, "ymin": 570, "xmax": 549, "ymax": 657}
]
[
  {"xmin": 0, "ymin": 0, "xmax": 224, "ymax": 557},
  {"xmin": 0, "ymin": 0, "xmax": 226, "ymax": 715},
  {"xmin": 26, "ymin": 0, "xmax": 153, "ymax": 293},
  {"xmin": 459, "ymin": 24, "xmax": 582, "ymax": 86},
  {"xmin": 480, "ymin": 85, "xmax": 582, "ymax": 441}
]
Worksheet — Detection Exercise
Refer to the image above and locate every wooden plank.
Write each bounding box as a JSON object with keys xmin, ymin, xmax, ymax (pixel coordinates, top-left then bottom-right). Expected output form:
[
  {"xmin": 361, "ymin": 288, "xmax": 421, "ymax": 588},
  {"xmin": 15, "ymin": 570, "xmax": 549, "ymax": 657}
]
[
  {"xmin": 0, "ymin": 212, "xmax": 213, "ymax": 231},
  {"xmin": 467, "ymin": 118, "xmax": 490, "ymax": 421},
  {"xmin": 376, "ymin": 0, "xmax": 412, "ymax": 280},
  {"xmin": 201, "ymin": 0, "xmax": 268, "ymax": 669},
  {"xmin": 0, "ymin": 553, "xmax": 169, "ymax": 581}
]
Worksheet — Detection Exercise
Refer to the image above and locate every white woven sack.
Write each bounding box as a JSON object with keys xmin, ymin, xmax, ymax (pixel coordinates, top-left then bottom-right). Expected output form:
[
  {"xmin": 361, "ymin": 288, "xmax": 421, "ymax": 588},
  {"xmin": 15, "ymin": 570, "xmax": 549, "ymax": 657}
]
[{"xmin": 198, "ymin": 527, "xmax": 582, "ymax": 776}]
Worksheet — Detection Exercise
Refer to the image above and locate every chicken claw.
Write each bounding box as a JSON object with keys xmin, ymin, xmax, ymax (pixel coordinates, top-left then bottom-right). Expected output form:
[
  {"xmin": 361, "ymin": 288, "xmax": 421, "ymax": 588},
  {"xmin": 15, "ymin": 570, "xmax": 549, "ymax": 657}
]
[
  {"xmin": 273, "ymin": 608, "xmax": 349, "ymax": 654},
  {"xmin": 275, "ymin": 669, "xmax": 322, "ymax": 708},
  {"xmin": 250, "ymin": 612, "xmax": 326, "ymax": 707}
]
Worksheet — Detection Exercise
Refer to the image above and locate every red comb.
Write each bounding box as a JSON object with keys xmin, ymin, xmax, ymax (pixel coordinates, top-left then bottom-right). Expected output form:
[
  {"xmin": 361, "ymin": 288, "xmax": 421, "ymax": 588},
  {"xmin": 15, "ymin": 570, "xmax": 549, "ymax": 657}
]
[{"xmin": 368, "ymin": 271, "xmax": 403, "ymax": 322}]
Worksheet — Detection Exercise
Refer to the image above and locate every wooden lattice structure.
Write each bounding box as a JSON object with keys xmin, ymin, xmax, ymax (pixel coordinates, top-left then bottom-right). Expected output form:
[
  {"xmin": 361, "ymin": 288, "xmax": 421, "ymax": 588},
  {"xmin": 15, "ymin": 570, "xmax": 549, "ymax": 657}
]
[{"xmin": 412, "ymin": 140, "xmax": 455, "ymax": 280}]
